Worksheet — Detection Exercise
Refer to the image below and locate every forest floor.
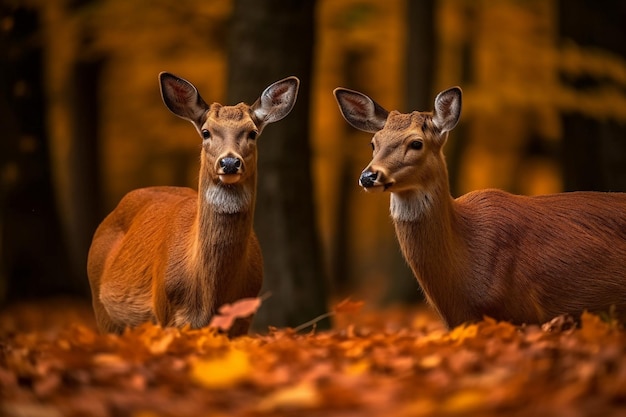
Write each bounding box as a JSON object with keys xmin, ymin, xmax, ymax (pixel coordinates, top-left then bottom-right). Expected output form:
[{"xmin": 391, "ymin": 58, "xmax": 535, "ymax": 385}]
[{"xmin": 1, "ymin": 298, "xmax": 626, "ymax": 417}]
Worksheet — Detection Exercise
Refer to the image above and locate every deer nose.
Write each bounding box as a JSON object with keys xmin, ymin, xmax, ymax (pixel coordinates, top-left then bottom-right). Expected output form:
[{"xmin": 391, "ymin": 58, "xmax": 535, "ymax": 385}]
[
  {"xmin": 359, "ymin": 170, "xmax": 378, "ymax": 188},
  {"xmin": 219, "ymin": 157, "xmax": 242, "ymax": 175}
]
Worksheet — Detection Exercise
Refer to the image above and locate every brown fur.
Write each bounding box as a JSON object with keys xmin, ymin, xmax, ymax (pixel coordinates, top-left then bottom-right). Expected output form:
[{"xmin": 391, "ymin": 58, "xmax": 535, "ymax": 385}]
[
  {"xmin": 335, "ymin": 86, "xmax": 626, "ymax": 328},
  {"xmin": 88, "ymin": 73, "xmax": 299, "ymax": 335}
]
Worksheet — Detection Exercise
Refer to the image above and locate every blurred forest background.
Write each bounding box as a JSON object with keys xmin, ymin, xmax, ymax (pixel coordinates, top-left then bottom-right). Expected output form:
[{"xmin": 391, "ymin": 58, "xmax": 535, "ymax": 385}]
[{"xmin": 1, "ymin": 0, "xmax": 626, "ymax": 330}]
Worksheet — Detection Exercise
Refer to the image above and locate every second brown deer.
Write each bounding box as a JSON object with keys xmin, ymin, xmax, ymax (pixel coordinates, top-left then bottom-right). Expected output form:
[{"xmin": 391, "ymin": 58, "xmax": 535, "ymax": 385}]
[
  {"xmin": 87, "ymin": 72, "xmax": 299, "ymax": 336},
  {"xmin": 334, "ymin": 86, "xmax": 626, "ymax": 328}
]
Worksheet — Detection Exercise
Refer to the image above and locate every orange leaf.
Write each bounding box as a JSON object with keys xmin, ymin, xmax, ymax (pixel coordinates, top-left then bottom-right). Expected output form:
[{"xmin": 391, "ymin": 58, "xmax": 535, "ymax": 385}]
[
  {"xmin": 579, "ymin": 310, "xmax": 610, "ymax": 341},
  {"xmin": 333, "ymin": 298, "xmax": 364, "ymax": 314},
  {"xmin": 209, "ymin": 297, "xmax": 262, "ymax": 331}
]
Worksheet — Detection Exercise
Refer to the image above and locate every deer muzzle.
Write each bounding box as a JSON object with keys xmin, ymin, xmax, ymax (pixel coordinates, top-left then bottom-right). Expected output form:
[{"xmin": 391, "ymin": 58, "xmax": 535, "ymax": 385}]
[
  {"xmin": 217, "ymin": 155, "xmax": 243, "ymax": 184},
  {"xmin": 359, "ymin": 168, "xmax": 393, "ymax": 192}
]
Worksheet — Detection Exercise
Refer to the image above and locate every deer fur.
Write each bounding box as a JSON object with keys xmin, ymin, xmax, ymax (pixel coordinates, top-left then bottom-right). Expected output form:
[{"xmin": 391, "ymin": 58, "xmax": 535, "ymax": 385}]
[
  {"xmin": 334, "ymin": 86, "xmax": 626, "ymax": 328},
  {"xmin": 87, "ymin": 72, "xmax": 299, "ymax": 335}
]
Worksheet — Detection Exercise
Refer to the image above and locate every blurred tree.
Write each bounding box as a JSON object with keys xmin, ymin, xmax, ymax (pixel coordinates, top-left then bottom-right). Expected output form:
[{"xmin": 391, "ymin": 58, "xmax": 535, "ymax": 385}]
[
  {"xmin": 227, "ymin": 0, "xmax": 329, "ymax": 330},
  {"xmin": 332, "ymin": 47, "xmax": 366, "ymax": 299},
  {"xmin": 0, "ymin": 4, "xmax": 74, "ymax": 303},
  {"xmin": 559, "ymin": 0, "xmax": 626, "ymax": 191},
  {"xmin": 406, "ymin": 0, "xmax": 436, "ymax": 112},
  {"xmin": 40, "ymin": 0, "xmax": 104, "ymax": 298}
]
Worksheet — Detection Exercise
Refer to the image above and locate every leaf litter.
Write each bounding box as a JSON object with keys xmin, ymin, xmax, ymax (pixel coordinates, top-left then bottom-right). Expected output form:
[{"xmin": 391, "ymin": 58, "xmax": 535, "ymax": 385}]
[{"xmin": 1, "ymin": 297, "xmax": 626, "ymax": 417}]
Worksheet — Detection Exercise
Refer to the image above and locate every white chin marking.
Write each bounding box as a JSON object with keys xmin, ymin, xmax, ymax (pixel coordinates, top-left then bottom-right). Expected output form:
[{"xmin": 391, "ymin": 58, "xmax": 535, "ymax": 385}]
[
  {"xmin": 205, "ymin": 184, "xmax": 251, "ymax": 214},
  {"xmin": 390, "ymin": 191, "xmax": 433, "ymax": 222},
  {"xmin": 219, "ymin": 174, "xmax": 242, "ymax": 184}
]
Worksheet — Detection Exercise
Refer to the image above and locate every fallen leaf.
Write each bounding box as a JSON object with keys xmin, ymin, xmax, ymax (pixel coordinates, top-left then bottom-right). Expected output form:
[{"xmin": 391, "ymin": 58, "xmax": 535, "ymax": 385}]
[
  {"xmin": 442, "ymin": 389, "xmax": 486, "ymax": 413},
  {"xmin": 541, "ymin": 314, "xmax": 577, "ymax": 333},
  {"xmin": 344, "ymin": 359, "xmax": 369, "ymax": 376},
  {"xmin": 579, "ymin": 311, "xmax": 611, "ymax": 342},
  {"xmin": 147, "ymin": 330, "xmax": 176, "ymax": 354},
  {"xmin": 256, "ymin": 382, "xmax": 321, "ymax": 412},
  {"xmin": 92, "ymin": 353, "xmax": 130, "ymax": 371},
  {"xmin": 3, "ymin": 301, "xmax": 626, "ymax": 417},
  {"xmin": 209, "ymin": 297, "xmax": 262, "ymax": 331},
  {"xmin": 448, "ymin": 323, "xmax": 478, "ymax": 343},
  {"xmin": 419, "ymin": 354, "xmax": 442, "ymax": 370},
  {"xmin": 190, "ymin": 348, "xmax": 251, "ymax": 389},
  {"xmin": 400, "ymin": 398, "xmax": 438, "ymax": 417},
  {"xmin": 333, "ymin": 298, "xmax": 365, "ymax": 314}
]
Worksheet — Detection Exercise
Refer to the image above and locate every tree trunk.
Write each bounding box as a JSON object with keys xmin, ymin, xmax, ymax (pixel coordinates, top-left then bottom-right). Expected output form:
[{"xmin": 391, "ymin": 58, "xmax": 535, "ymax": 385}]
[
  {"xmin": 0, "ymin": 4, "xmax": 74, "ymax": 303},
  {"xmin": 227, "ymin": 0, "xmax": 329, "ymax": 331},
  {"xmin": 40, "ymin": 0, "xmax": 106, "ymax": 299},
  {"xmin": 405, "ymin": 0, "xmax": 436, "ymax": 112},
  {"xmin": 66, "ymin": 56, "xmax": 105, "ymax": 291},
  {"xmin": 558, "ymin": 0, "xmax": 626, "ymax": 192}
]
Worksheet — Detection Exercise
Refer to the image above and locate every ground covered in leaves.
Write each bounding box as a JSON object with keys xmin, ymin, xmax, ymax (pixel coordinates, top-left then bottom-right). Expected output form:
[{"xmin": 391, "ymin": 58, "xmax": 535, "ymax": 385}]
[{"xmin": 1, "ymin": 299, "xmax": 626, "ymax": 417}]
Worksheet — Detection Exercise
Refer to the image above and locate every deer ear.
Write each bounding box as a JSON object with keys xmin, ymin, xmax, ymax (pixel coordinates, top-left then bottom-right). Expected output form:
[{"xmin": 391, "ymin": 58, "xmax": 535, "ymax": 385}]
[
  {"xmin": 432, "ymin": 86, "xmax": 462, "ymax": 133},
  {"xmin": 252, "ymin": 76, "xmax": 300, "ymax": 128},
  {"xmin": 333, "ymin": 88, "xmax": 389, "ymax": 133},
  {"xmin": 159, "ymin": 72, "xmax": 209, "ymax": 128}
]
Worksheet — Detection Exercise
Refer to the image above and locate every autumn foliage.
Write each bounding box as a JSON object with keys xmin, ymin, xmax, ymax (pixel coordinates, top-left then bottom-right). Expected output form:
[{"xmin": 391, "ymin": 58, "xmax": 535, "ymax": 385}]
[{"xmin": 1, "ymin": 299, "xmax": 626, "ymax": 417}]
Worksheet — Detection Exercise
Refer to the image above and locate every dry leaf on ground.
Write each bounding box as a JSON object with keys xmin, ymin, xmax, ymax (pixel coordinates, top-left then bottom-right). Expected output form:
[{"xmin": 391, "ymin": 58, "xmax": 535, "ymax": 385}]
[{"xmin": 1, "ymin": 300, "xmax": 626, "ymax": 417}]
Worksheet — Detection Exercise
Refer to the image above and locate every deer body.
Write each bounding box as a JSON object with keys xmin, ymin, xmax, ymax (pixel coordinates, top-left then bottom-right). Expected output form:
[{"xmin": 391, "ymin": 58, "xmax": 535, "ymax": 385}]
[
  {"xmin": 334, "ymin": 86, "xmax": 626, "ymax": 328},
  {"xmin": 88, "ymin": 73, "xmax": 299, "ymax": 335}
]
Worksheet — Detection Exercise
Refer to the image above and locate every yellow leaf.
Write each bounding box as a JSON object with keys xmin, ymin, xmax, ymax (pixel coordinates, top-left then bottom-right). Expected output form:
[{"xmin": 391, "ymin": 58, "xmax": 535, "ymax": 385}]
[
  {"xmin": 190, "ymin": 349, "xmax": 251, "ymax": 389},
  {"xmin": 447, "ymin": 323, "xmax": 478, "ymax": 343},
  {"xmin": 344, "ymin": 359, "xmax": 369, "ymax": 376},
  {"xmin": 442, "ymin": 389, "xmax": 485, "ymax": 413},
  {"xmin": 147, "ymin": 331, "xmax": 175, "ymax": 355},
  {"xmin": 414, "ymin": 329, "xmax": 447, "ymax": 347},
  {"xmin": 419, "ymin": 354, "xmax": 442, "ymax": 369},
  {"xmin": 257, "ymin": 383, "xmax": 321, "ymax": 412}
]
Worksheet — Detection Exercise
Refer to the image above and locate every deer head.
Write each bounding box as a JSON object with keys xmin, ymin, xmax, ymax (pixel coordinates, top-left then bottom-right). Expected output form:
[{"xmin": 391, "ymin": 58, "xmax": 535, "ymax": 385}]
[
  {"xmin": 333, "ymin": 87, "xmax": 462, "ymax": 195},
  {"xmin": 159, "ymin": 72, "xmax": 299, "ymax": 187},
  {"xmin": 159, "ymin": 72, "xmax": 299, "ymax": 213}
]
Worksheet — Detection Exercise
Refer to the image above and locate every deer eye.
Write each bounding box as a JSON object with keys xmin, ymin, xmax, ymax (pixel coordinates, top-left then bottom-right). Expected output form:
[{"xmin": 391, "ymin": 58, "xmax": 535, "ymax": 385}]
[
  {"xmin": 247, "ymin": 130, "xmax": 258, "ymax": 140},
  {"xmin": 370, "ymin": 142, "xmax": 375, "ymax": 151},
  {"xmin": 410, "ymin": 140, "xmax": 423, "ymax": 150},
  {"xmin": 201, "ymin": 129, "xmax": 211, "ymax": 140}
]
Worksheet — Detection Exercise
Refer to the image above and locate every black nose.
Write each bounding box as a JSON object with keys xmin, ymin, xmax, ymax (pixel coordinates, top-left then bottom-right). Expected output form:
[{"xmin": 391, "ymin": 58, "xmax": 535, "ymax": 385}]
[
  {"xmin": 359, "ymin": 170, "xmax": 378, "ymax": 188},
  {"xmin": 219, "ymin": 157, "xmax": 242, "ymax": 174}
]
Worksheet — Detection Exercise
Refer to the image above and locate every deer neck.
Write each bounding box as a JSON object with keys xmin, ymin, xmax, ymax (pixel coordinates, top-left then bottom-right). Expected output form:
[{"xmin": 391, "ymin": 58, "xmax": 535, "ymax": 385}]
[
  {"xmin": 196, "ymin": 171, "xmax": 256, "ymax": 258},
  {"xmin": 184, "ymin": 174, "xmax": 256, "ymax": 323},
  {"xmin": 390, "ymin": 175, "xmax": 468, "ymax": 324}
]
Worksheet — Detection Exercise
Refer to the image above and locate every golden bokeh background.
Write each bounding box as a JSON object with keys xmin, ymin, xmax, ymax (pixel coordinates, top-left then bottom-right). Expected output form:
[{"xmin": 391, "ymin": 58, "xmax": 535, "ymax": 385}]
[{"xmin": 3, "ymin": 0, "xmax": 626, "ymax": 309}]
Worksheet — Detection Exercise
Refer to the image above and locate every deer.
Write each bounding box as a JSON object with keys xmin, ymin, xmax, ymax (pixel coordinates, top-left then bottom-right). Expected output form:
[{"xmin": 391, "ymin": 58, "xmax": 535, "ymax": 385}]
[
  {"xmin": 87, "ymin": 72, "xmax": 299, "ymax": 336},
  {"xmin": 334, "ymin": 85, "xmax": 626, "ymax": 329}
]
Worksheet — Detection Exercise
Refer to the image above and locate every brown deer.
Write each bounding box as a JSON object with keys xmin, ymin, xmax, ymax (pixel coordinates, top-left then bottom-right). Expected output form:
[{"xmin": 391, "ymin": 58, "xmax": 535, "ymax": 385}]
[
  {"xmin": 334, "ymin": 86, "xmax": 626, "ymax": 328},
  {"xmin": 87, "ymin": 72, "xmax": 299, "ymax": 335}
]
